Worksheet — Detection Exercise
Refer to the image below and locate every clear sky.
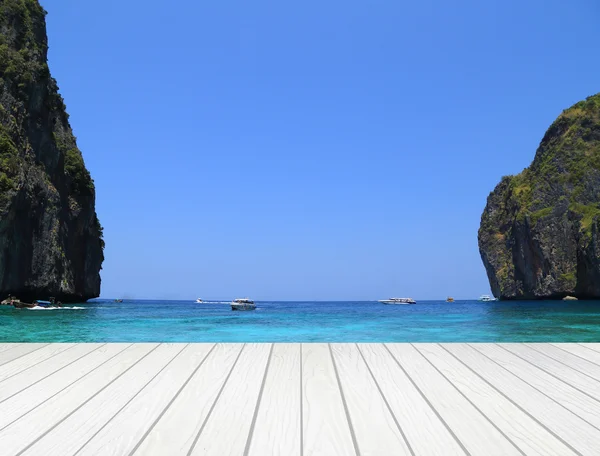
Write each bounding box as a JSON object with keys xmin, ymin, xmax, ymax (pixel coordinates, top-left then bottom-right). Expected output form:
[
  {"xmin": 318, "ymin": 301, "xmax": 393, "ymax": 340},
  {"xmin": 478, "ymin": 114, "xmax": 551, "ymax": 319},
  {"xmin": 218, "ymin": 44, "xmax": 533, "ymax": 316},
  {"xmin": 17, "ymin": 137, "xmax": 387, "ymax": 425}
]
[{"xmin": 40, "ymin": 0, "xmax": 600, "ymax": 301}]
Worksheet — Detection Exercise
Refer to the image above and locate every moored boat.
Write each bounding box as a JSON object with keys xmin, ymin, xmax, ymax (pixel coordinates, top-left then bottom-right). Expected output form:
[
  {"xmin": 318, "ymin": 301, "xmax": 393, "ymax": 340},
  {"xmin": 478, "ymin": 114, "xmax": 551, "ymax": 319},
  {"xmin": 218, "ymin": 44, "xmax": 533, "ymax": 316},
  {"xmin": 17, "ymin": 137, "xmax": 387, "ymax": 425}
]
[
  {"xmin": 231, "ymin": 298, "xmax": 256, "ymax": 311},
  {"xmin": 478, "ymin": 295, "xmax": 497, "ymax": 302},
  {"xmin": 563, "ymin": 295, "xmax": 578, "ymax": 301},
  {"xmin": 378, "ymin": 297, "xmax": 416, "ymax": 305}
]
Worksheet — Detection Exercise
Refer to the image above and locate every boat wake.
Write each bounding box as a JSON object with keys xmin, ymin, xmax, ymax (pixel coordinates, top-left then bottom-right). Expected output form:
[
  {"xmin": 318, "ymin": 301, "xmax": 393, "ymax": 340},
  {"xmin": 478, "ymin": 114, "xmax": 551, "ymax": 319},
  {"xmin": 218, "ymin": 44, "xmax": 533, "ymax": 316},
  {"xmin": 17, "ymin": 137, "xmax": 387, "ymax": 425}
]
[{"xmin": 28, "ymin": 306, "xmax": 86, "ymax": 310}]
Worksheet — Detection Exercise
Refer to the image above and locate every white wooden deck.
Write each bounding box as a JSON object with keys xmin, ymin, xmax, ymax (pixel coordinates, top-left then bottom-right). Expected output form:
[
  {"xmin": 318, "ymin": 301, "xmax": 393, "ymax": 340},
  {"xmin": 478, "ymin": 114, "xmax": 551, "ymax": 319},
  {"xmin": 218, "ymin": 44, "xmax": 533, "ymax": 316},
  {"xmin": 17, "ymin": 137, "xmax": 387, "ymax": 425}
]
[{"xmin": 1, "ymin": 343, "xmax": 599, "ymax": 456}]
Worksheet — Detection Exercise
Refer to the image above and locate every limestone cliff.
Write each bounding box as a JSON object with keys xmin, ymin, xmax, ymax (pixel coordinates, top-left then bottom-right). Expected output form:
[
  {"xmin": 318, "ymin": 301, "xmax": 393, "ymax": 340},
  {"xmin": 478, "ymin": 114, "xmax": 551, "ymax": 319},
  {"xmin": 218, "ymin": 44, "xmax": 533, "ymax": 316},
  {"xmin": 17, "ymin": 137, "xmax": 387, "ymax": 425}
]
[
  {"xmin": 0, "ymin": 0, "xmax": 103, "ymax": 302},
  {"xmin": 479, "ymin": 93, "xmax": 600, "ymax": 300}
]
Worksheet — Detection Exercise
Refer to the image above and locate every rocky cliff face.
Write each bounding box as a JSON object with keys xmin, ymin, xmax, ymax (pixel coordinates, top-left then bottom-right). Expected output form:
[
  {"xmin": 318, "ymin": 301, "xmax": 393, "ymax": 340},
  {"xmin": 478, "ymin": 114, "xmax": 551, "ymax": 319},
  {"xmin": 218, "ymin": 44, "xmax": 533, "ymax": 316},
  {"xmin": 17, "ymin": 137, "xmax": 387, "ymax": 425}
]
[
  {"xmin": 479, "ymin": 93, "xmax": 600, "ymax": 300},
  {"xmin": 0, "ymin": 0, "xmax": 103, "ymax": 302}
]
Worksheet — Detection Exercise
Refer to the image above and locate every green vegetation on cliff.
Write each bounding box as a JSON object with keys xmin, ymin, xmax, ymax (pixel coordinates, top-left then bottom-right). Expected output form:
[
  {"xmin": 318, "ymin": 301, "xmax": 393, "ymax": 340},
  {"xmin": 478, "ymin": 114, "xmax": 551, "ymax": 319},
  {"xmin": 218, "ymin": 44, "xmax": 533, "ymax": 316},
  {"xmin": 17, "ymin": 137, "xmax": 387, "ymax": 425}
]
[{"xmin": 500, "ymin": 94, "xmax": 600, "ymax": 234}]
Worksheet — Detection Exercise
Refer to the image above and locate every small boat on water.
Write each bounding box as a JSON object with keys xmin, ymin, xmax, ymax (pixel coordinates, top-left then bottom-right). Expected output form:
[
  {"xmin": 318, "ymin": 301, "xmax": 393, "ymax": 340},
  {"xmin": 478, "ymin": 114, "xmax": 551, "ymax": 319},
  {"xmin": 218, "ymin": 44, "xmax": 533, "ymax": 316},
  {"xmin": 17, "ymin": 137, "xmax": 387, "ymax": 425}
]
[
  {"xmin": 378, "ymin": 297, "xmax": 416, "ymax": 305},
  {"xmin": 479, "ymin": 295, "xmax": 497, "ymax": 302},
  {"xmin": 231, "ymin": 298, "xmax": 256, "ymax": 311},
  {"xmin": 446, "ymin": 297, "xmax": 455, "ymax": 302},
  {"xmin": 195, "ymin": 298, "xmax": 203, "ymax": 303},
  {"xmin": 35, "ymin": 297, "xmax": 61, "ymax": 308},
  {"xmin": 114, "ymin": 299, "xmax": 123, "ymax": 303},
  {"xmin": 12, "ymin": 300, "xmax": 36, "ymax": 309},
  {"xmin": 563, "ymin": 295, "xmax": 578, "ymax": 301}
]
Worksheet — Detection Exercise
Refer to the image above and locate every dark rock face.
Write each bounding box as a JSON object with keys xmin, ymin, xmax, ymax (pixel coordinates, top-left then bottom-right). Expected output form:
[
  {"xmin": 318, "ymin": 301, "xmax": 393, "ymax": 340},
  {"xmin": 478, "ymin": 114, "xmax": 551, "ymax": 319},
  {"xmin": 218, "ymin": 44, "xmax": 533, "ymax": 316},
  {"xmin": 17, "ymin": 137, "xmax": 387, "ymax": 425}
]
[
  {"xmin": 479, "ymin": 93, "xmax": 600, "ymax": 300},
  {"xmin": 0, "ymin": 1, "xmax": 103, "ymax": 302}
]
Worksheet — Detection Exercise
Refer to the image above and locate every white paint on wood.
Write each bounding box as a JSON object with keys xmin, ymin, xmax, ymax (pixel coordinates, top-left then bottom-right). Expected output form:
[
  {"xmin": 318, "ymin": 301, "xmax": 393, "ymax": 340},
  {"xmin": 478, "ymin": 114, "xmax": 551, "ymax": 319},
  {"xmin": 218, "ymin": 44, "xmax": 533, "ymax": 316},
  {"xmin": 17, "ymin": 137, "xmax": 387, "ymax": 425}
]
[
  {"xmin": 302, "ymin": 343, "xmax": 357, "ymax": 456},
  {"xmin": 526, "ymin": 343, "xmax": 600, "ymax": 381},
  {"xmin": 584, "ymin": 343, "xmax": 600, "ymax": 353},
  {"xmin": 1, "ymin": 343, "xmax": 599, "ymax": 456},
  {"xmin": 246, "ymin": 343, "xmax": 301, "ymax": 456},
  {"xmin": 416, "ymin": 343, "xmax": 577, "ymax": 456},
  {"xmin": 0, "ymin": 344, "xmax": 19, "ymax": 355},
  {"xmin": 476, "ymin": 344, "xmax": 600, "ymax": 429},
  {"xmin": 189, "ymin": 343, "xmax": 272, "ymax": 456},
  {"xmin": 77, "ymin": 344, "xmax": 214, "ymax": 456},
  {"xmin": 553, "ymin": 343, "xmax": 600, "ymax": 365},
  {"xmin": 446, "ymin": 344, "xmax": 600, "ymax": 456},
  {"xmin": 20, "ymin": 344, "xmax": 178, "ymax": 456},
  {"xmin": 0, "ymin": 344, "xmax": 126, "ymax": 429},
  {"xmin": 0, "ymin": 344, "xmax": 99, "ymax": 403},
  {"xmin": 0, "ymin": 344, "xmax": 156, "ymax": 456},
  {"xmin": 0, "ymin": 344, "xmax": 47, "ymax": 366},
  {"xmin": 504, "ymin": 344, "xmax": 600, "ymax": 400},
  {"xmin": 386, "ymin": 343, "xmax": 521, "ymax": 456},
  {"xmin": 0, "ymin": 344, "xmax": 51, "ymax": 372},
  {"xmin": 331, "ymin": 343, "xmax": 412, "ymax": 456},
  {"xmin": 132, "ymin": 343, "xmax": 244, "ymax": 456},
  {"xmin": 358, "ymin": 343, "xmax": 465, "ymax": 456},
  {"xmin": 0, "ymin": 344, "xmax": 73, "ymax": 381}
]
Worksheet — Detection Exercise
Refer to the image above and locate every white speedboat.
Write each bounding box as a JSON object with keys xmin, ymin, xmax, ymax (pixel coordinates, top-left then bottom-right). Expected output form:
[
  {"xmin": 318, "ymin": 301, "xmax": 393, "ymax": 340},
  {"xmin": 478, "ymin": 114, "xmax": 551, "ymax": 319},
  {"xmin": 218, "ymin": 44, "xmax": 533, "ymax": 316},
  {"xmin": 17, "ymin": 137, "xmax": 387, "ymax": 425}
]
[
  {"xmin": 231, "ymin": 298, "xmax": 256, "ymax": 311},
  {"xmin": 378, "ymin": 297, "xmax": 416, "ymax": 305},
  {"xmin": 195, "ymin": 298, "xmax": 203, "ymax": 303},
  {"xmin": 478, "ymin": 295, "xmax": 497, "ymax": 302}
]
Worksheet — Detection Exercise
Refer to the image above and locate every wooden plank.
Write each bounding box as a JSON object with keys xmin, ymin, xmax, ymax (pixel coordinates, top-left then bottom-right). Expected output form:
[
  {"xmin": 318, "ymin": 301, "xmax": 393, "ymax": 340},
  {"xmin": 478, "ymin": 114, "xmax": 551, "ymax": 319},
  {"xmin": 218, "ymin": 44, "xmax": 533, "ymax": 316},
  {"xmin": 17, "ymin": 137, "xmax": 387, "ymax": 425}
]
[
  {"xmin": 554, "ymin": 343, "xmax": 600, "ymax": 365},
  {"xmin": 503, "ymin": 344, "xmax": 600, "ymax": 400},
  {"xmin": 132, "ymin": 344, "xmax": 244, "ymax": 456},
  {"xmin": 358, "ymin": 344, "xmax": 465, "ymax": 456},
  {"xmin": 189, "ymin": 343, "xmax": 272, "ymax": 456},
  {"xmin": 0, "ymin": 343, "xmax": 74, "ymax": 382},
  {"xmin": 0, "ymin": 344, "xmax": 19, "ymax": 355},
  {"xmin": 20, "ymin": 344, "xmax": 183, "ymax": 456},
  {"xmin": 582, "ymin": 343, "xmax": 600, "ymax": 353},
  {"xmin": 246, "ymin": 343, "xmax": 301, "ymax": 456},
  {"xmin": 301, "ymin": 343, "xmax": 357, "ymax": 456},
  {"xmin": 76, "ymin": 344, "xmax": 213, "ymax": 456},
  {"xmin": 0, "ymin": 344, "xmax": 48, "ymax": 368},
  {"xmin": 0, "ymin": 344, "xmax": 129, "ymax": 430},
  {"xmin": 386, "ymin": 343, "xmax": 521, "ymax": 455},
  {"xmin": 476, "ymin": 344, "xmax": 600, "ymax": 428},
  {"xmin": 446, "ymin": 344, "xmax": 600, "ymax": 456},
  {"xmin": 0, "ymin": 344, "xmax": 157, "ymax": 456},
  {"xmin": 0, "ymin": 344, "xmax": 100, "ymax": 403},
  {"xmin": 330, "ymin": 343, "xmax": 411, "ymax": 456},
  {"xmin": 416, "ymin": 343, "xmax": 577, "ymax": 456},
  {"xmin": 526, "ymin": 343, "xmax": 600, "ymax": 381}
]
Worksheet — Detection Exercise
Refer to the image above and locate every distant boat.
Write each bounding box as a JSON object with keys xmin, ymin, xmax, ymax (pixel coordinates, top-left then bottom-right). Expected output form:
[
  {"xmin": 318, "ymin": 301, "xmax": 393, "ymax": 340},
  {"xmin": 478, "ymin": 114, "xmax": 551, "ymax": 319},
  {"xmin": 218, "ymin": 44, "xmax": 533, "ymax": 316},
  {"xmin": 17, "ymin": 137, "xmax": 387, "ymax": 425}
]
[
  {"xmin": 195, "ymin": 298, "xmax": 203, "ymax": 303},
  {"xmin": 378, "ymin": 298, "xmax": 416, "ymax": 305},
  {"xmin": 563, "ymin": 295, "xmax": 578, "ymax": 301},
  {"xmin": 231, "ymin": 298, "xmax": 256, "ymax": 311},
  {"xmin": 446, "ymin": 297, "xmax": 455, "ymax": 302},
  {"xmin": 114, "ymin": 299, "xmax": 123, "ymax": 303},
  {"xmin": 478, "ymin": 295, "xmax": 496, "ymax": 302}
]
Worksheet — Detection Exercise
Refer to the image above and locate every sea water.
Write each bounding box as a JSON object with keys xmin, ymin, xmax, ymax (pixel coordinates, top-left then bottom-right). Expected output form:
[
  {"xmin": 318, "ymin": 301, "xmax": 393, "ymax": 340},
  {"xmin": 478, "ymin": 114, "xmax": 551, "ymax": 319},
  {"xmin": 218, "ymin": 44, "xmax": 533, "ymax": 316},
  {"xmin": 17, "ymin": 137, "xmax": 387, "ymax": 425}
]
[{"xmin": 1, "ymin": 299, "xmax": 600, "ymax": 343}]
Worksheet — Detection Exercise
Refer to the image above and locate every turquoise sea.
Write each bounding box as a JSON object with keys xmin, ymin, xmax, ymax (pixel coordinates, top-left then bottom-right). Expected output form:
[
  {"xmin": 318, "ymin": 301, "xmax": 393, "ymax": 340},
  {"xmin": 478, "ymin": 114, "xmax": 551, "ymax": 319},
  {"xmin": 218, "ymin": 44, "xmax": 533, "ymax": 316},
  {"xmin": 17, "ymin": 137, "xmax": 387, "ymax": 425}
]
[{"xmin": 2, "ymin": 299, "xmax": 600, "ymax": 343}]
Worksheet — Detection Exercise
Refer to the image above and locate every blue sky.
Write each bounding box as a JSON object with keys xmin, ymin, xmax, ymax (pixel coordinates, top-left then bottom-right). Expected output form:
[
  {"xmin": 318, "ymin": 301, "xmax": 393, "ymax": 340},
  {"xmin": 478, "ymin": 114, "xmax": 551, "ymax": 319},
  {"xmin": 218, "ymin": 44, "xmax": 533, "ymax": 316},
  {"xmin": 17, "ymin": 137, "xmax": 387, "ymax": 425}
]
[{"xmin": 41, "ymin": 0, "xmax": 599, "ymax": 300}]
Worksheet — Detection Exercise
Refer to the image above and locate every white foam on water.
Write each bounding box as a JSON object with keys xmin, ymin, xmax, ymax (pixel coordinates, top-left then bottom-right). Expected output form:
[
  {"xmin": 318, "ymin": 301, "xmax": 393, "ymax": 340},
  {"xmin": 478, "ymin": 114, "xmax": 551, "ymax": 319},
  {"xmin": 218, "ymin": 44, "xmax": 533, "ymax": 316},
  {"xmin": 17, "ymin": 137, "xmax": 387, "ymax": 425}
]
[{"xmin": 28, "ymin": 306, "xmax": 86, "ymax": 310}]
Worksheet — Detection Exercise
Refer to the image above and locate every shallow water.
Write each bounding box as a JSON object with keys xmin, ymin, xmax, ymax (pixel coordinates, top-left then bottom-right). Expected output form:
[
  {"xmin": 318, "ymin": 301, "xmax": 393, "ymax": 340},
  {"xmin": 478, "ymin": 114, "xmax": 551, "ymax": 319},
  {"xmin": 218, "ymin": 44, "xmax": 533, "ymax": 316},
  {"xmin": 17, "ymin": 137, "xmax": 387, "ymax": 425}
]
[{"xmin": 1, "ymin": 299, "xmax": 600, "ymax": 342}]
